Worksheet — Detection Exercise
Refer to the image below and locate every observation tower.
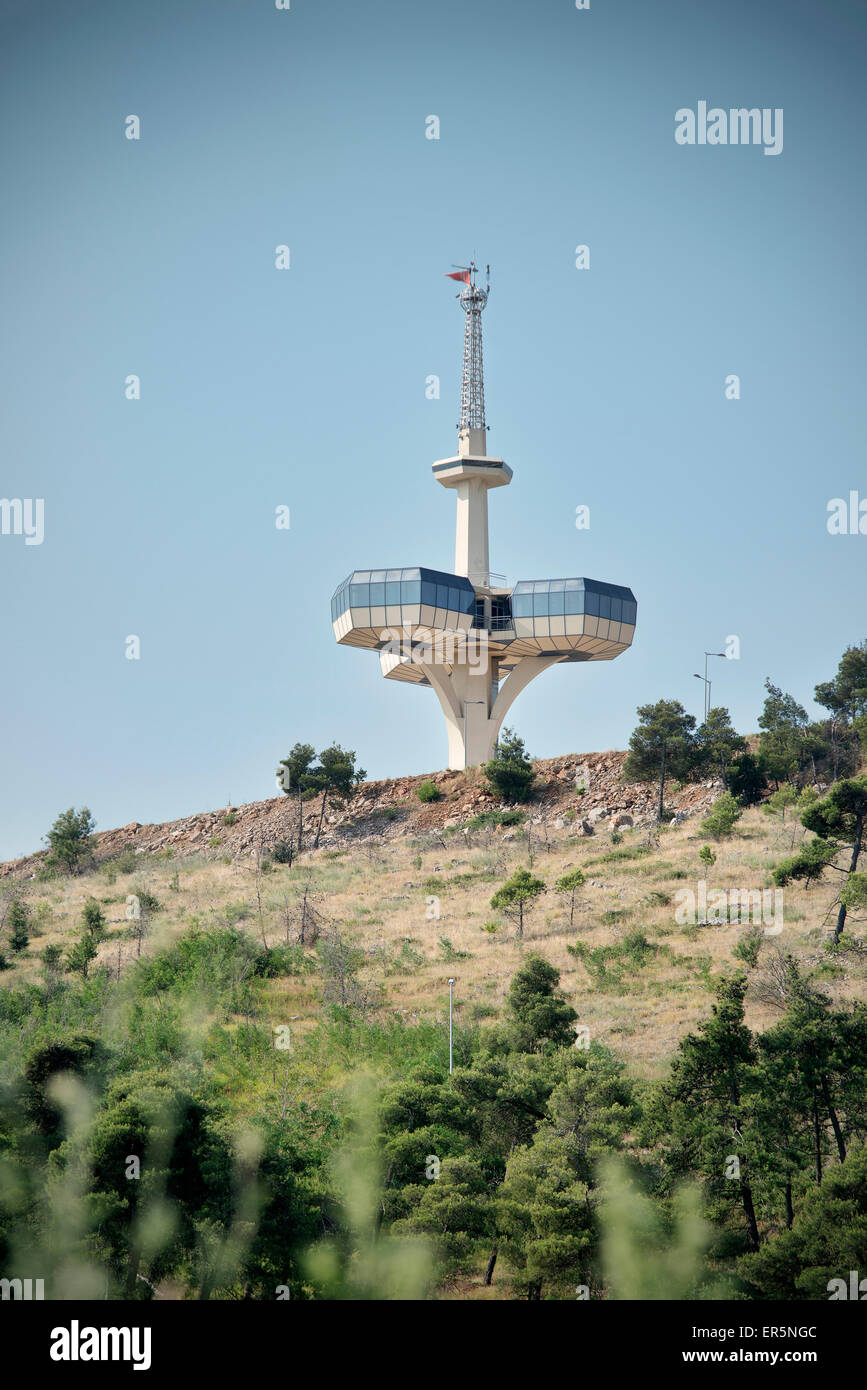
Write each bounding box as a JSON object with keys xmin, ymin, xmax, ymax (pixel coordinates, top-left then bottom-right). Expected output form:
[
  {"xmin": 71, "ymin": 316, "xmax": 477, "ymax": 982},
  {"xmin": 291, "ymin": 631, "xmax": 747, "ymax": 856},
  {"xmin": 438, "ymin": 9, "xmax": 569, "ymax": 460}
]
[{"xmin": 330, "ymin": 262, "xmax": 637, "ymax": 769}]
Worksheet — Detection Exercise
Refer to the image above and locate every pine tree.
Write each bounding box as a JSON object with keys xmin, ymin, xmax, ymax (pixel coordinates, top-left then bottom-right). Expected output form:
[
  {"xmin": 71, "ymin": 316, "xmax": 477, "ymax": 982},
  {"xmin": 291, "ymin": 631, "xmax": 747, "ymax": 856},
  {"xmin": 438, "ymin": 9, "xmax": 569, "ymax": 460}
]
[
  {"xmin": 7, "ymin": 899, "xmax": 29, "ymax": 954},
  {"xmin": 44, "ymin": 807, "xmax": 96, "ymax": 875},
  {"xmin": 504, "ymin": 955, "xmax": 576, "ymax": 1052},
  {"xmin": 624, "ymin": 700, "xmax": 698, "ymax": 822},
  {"xmin": 651, "ymin": 975, "xmax": 762, "ymax": 1251},
  {"xmin": 483, "ymin": 727, "xmax": 535, "ymax": 804},
  {"xmin": 555, "ymin": 868, "xmax": 586, "ymax": 926},
  {"xmin": 800, "ymin": 776, "xmax": 867, "ymax": 940},
  {"xmin": 490, "ymin": 867, "xmax": 546, "ymax": 939},
  {"xmin": 696, "ymin": 706, "xmax": 747, "ymax": 788}
]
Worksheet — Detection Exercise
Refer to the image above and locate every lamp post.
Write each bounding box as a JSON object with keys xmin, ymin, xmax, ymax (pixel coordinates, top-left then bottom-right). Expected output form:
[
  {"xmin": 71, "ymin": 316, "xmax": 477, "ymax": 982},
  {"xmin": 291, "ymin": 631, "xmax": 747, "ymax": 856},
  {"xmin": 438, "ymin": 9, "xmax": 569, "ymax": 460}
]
[
  {"xmin": 693, "ymin": 651, "xmax": 726, "ymax": 721},
  {"xmin": 448, "ymin": 978, "xmax": 455, "ymax": 1074}
]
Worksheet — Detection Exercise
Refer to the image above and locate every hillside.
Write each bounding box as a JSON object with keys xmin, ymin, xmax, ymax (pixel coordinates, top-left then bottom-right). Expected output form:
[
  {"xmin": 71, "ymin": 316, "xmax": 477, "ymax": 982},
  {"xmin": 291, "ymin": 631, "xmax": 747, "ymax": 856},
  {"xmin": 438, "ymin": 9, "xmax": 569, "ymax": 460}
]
[
  {"xmin": 2, "ymin": 751, "xmax": 719, "ymax": 878},
  {"xmin": 1, "ymin": 750, "xmax": 860, "ymax": 1079}
]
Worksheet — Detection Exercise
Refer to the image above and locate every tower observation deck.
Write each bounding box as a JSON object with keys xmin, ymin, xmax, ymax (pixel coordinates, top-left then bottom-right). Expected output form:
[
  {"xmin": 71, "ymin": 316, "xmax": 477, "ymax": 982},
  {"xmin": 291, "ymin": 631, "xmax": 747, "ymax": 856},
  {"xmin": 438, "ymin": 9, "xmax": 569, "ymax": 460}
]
[{"xmin": 331, "ymin": 262, "xmax": 637, "ymax": 770}]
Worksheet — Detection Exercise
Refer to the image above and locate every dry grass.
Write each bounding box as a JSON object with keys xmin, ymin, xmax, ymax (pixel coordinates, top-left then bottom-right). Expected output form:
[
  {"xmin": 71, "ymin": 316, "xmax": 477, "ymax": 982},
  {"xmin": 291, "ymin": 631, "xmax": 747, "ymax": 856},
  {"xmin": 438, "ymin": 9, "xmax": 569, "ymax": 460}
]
[{"xmin": 5, "ymin": 798, "xmax": 866, "ymax": 1077}]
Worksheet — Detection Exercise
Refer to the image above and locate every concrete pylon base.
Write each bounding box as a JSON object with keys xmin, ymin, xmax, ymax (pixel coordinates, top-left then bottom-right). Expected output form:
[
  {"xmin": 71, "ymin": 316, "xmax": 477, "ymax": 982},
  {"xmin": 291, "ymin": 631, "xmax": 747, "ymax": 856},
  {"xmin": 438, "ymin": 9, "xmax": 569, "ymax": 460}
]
[{"xmin": 417, "ymin": 653, "xmax": 565, "ymax": 769}]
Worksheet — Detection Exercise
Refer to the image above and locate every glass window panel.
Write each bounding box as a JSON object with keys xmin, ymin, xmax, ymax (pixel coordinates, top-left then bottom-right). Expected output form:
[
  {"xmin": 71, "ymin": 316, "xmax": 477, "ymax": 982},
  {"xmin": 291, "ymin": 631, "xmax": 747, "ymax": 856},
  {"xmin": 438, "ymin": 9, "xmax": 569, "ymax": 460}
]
[
  {"xmin": 386, "ymin": 582, "xmax": 401, "ymax": 604},
  {"xmin": 610, "ymin": 597, "xmax": 622, "ymax": 622},
  {"xmin": 421, "ymin": 582, "xmax": 437, "ymax": 606},
  {"xmin": 355, "ymin": 571, "xmax": 371, "ymax": 583},
  {"xmin": 585, "ymin": 590, "xmax": 600, "ymax": 616},
  {"xmin": 447, "ymin": 586, "xmax": 461, "ymax": 611},
  {"xmin": 623, "ymin": 600, "xmax": 637, "ymax": 624},
  {"xmin": 564, "ymin": 590, "xmax": 583, "ymax": 615},
  {"xmin": 550, "ymin": 579, "xmax": 566, "ymax": 592},
  {"xmin": 565, "ymin": 579, "xmax": 581, "ymax": 590},
  {"xmin": 533, "ymin": 581, "xmax": 549, "ymax": 593},
  {"xmin": 513, "ymin": 594, "xmax": 532, "ymax": 617},
  {"xmin": 548, "ymin": 591, "xmax": 565, "ymax": 615},
  {"xmin": 349, "ymin": 584, "xmax": 368, "ymax": 606},
  {"xmin": 370, "ymin": 582, "xmax": 385, "ymax": 606},
  {"xmin": 533, "ymin": 592, "xmax": 549, "ymax": 616},
  {"xmin": 436, "ymin": 584, "xmax": 449, "ymax": 609},
  {"xmin": 401, "ymin": 580, "xmax": 421, "ymax": 603},
  {"xmin": 599, "ymin": 594, "xmax": 612, "ymax": 619},
  {"xmin": 386, "ymin": 569, "xmax": 401, "ymax": 581}
]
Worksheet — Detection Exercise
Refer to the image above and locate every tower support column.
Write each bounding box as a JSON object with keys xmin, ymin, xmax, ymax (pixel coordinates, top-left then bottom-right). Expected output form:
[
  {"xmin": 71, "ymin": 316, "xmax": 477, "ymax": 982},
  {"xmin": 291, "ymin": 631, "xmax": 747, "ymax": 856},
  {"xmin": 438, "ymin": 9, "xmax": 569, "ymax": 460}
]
[{"xmin": 419, "ymin": 652, "xmax": 565, "ymax": 770}]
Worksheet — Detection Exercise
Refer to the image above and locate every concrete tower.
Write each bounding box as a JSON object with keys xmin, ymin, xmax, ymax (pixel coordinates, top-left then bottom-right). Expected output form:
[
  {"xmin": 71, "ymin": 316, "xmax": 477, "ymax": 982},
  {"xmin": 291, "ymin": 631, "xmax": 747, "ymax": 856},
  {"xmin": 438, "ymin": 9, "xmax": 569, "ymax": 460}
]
[{"xmin": 331, "ymin": 263, "xmax": 637, "ymax": 769}]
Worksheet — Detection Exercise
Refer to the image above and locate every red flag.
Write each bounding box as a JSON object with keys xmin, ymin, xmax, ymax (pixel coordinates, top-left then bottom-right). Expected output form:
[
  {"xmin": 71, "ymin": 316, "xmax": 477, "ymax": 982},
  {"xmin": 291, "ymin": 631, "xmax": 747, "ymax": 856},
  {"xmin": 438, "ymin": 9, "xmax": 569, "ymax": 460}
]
[{"xmin": 445, "ymin": 269, "xmax": 471, "ymax": 284}]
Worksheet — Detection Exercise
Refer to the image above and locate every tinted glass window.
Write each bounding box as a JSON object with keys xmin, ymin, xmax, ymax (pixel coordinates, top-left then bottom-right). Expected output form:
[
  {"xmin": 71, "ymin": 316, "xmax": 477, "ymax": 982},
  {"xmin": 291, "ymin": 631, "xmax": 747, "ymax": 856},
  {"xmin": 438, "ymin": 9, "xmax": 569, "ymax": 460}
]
[
  {"xmin": 386, "ymin": 582, "xmax": 401, "ymax": 605},
  {"xmin": 585, "ymin": 590, "xmax": 600, "ymax": 616},
  {"xmin": 513, "ymin": 594, "xmax": 532, "ymax": 617},
  {"xmin": 349, "ymin": 584, "xmax": 368, "ymax": 606},
  {"xmin": 370, "ymin": 582, "xmax": 385, "ymax": 606},
  {"xmin": 401, "ymin": 581, "xmax": 421, "ymax": 604},
  {"xmin": 421, "ymin": 582, "xmax": 436, "ymax": 606},
  {"xmin": 548, "ymin": 590, "xmax": 565, "ymax": 615}
]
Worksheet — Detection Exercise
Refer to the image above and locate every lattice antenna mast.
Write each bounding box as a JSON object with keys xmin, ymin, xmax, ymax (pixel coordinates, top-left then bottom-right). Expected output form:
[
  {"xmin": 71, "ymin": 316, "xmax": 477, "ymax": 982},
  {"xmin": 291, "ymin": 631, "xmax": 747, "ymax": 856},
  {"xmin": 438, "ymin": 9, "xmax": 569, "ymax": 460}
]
[{"xmin": 455, "ymin": 260, "xmax": 490, "ymax": 435}]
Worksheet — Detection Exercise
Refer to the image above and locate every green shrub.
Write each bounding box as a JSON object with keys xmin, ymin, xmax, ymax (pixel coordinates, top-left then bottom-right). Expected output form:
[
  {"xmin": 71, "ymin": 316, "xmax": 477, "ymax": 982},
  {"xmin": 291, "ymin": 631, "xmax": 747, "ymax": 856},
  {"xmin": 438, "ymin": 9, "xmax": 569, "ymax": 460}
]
[
  {"xmin": 437, "ymin": 936, "xmax": 470, "ymax": 962},
  {"xmin": 733, "ymin": 928, "xmax": 762, "ymax": 968},
  {"xmin": 701, "ymin": 792, "xmax": 743, "ymax": 839},
  {"xmin": 416, "ymin": 780, "xmax": 441, "ymax": 804},
  {"xmin": 483, "ymin": 728, "xmax": 535, "ymax": 804}
]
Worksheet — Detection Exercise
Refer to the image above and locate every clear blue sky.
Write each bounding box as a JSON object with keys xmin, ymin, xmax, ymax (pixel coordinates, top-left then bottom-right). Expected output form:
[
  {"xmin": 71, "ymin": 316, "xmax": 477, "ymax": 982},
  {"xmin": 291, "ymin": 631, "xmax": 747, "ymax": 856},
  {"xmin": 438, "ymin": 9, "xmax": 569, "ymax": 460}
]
[{"xmin": 1, "ymin": 0, "xmax": 865, "ymax": 861}]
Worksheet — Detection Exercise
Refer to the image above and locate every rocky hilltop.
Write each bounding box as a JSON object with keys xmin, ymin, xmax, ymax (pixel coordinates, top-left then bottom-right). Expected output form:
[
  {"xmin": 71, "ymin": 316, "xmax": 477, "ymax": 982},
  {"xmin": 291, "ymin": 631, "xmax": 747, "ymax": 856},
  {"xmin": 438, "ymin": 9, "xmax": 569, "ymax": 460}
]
[{"xmin": 1, "ymin": 751, "xmax": 726, "ymax": 880}]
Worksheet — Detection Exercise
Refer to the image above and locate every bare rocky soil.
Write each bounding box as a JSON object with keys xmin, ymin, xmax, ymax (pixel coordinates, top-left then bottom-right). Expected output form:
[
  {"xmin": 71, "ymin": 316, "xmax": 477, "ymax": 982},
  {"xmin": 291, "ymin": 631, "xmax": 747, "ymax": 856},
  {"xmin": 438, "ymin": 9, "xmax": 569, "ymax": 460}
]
[{"xmin": 1, "ymin": 751, "xmax": 726, "ymax": 881}]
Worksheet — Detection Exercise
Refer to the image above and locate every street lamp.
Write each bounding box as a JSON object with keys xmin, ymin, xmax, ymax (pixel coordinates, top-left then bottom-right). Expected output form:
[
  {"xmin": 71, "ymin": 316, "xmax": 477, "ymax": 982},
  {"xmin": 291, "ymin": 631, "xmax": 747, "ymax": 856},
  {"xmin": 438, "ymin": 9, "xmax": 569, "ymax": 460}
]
[
  {"xmin": 693, "ymin": 651, "xmax": 726, "ymax": 721},
  {"xmin": 448, "ymin": 978, "xmax": 455, "ymax": 1074}
]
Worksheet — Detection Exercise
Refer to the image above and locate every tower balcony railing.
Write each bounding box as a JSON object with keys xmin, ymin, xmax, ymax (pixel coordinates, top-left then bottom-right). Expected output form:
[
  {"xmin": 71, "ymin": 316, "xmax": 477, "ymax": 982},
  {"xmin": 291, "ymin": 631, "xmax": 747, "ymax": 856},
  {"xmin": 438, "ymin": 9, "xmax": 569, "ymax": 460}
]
[{"xmin": 468, "ymin": 570, "xmax": 508, "ymax": 589}]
